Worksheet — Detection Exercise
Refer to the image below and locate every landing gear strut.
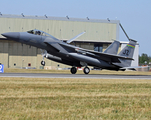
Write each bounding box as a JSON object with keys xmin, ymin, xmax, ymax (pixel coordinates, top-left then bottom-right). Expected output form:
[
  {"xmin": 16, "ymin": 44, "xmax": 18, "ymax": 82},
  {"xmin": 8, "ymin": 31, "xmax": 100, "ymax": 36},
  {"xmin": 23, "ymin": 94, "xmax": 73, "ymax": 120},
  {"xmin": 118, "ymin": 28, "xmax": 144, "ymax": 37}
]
[
  {"xmin": 40, "ymin": 49, "xmax": 47, "ymax": 66},
  {"xmin": 83, "ymin": 67, "xmax": 90, "ymax": 74},
  {"xmin": 41, "ymin": 61, "xmax": 45, "ymax": 66},
  {"xmin": 70, "ymin": 67, "xmax": 77, "ymax": 74}
]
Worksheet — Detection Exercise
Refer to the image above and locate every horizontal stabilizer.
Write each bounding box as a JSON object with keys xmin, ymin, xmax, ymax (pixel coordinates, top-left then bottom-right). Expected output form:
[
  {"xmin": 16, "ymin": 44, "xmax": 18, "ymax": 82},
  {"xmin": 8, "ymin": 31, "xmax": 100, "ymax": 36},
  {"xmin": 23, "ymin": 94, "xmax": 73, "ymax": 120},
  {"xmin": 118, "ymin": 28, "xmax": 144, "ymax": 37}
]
[{"xmin": 120, "ymin": 66, "xmax": 149, "ymax": 71}]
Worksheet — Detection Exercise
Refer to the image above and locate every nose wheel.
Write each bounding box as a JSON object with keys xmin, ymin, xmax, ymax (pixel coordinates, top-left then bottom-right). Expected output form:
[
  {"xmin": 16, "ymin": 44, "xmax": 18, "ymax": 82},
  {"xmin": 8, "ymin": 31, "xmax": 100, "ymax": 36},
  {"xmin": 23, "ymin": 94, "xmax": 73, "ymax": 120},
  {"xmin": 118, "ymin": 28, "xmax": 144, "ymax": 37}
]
[
  {"xmin": 83, "ymin": 67, "xmax": 90, "ymax": 74},
  {"xmin": 40, "ymin": 49, "xmax": 47, "ymax": 66},
  {"xmin": 70, "ymin": 67, "xmax": 77, "ymax": 74},
  {"xmin": 41, "ymin": 61, "xmax": 45, "ymax": 66}
]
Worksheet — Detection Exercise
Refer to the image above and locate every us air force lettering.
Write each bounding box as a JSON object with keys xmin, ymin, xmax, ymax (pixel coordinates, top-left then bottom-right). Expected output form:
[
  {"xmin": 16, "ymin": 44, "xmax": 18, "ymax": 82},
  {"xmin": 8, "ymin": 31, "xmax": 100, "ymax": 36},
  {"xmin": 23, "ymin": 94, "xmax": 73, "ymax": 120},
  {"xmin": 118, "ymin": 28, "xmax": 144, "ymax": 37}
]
[{"xmin": 2, "ymin": 29, "xmax": 138, "ymax": 74}]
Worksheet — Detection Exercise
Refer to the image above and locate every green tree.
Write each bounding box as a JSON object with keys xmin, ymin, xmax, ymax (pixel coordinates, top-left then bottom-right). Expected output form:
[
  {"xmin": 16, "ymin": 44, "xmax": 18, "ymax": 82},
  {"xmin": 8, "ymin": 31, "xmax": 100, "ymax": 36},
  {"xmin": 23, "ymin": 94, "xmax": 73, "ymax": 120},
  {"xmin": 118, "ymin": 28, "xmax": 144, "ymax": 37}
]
[{"xmin": 139, "ymin": 53, "xmax": 151, "ymax": 64}]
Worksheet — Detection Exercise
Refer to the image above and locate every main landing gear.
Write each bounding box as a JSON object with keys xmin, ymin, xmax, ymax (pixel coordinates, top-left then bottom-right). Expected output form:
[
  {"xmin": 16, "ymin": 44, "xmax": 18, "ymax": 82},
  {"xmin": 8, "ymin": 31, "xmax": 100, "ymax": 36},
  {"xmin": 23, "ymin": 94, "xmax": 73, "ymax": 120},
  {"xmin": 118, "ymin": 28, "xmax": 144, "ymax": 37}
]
[
  {"xmin": 70, "ymin": 66, "xmax": 90, "ymax": 74},
  {"xmin": 83, "ymin": 67, "xmax": 90, "ymax": 74},
  {"xmin": 70, "ymin": 67, "xmax": 77, "ymax": 74}
]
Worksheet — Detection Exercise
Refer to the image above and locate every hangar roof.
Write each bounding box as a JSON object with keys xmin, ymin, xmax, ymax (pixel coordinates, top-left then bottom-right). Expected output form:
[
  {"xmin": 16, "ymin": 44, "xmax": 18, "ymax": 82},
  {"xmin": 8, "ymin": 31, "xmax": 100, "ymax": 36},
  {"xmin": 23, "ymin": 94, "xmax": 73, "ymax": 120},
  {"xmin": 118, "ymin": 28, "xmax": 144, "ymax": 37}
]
[{"xmin": 0, "ymin": 14, "xmax": 119, "ymax": 24}]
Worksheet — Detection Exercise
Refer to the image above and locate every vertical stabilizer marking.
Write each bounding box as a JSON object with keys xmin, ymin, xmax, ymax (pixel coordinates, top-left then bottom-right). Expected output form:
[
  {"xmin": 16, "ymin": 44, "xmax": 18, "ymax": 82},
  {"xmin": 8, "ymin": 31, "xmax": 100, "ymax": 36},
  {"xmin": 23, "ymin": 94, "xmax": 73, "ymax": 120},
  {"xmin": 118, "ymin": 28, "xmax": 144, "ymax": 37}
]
[{"xmin": 127, "ymin": 44, "xmax": 135, "ymax": 48}]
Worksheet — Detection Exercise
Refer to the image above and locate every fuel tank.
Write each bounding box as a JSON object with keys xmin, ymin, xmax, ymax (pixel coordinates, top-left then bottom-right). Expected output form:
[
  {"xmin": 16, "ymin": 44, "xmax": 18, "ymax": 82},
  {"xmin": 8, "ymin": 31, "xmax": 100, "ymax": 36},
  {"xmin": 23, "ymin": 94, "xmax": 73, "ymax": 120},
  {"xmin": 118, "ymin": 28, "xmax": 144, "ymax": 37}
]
[{"xmin": 69, "ymin": 53, "xmax": 111, "ymax": 68}]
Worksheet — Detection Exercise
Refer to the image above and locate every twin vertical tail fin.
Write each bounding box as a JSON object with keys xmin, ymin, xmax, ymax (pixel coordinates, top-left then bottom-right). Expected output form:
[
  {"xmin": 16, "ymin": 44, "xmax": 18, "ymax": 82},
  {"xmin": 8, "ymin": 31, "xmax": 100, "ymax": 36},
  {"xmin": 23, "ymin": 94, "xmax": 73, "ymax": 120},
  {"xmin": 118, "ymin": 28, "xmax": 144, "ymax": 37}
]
[
  {"xmin": 114, "ymin": 39, "xmax": 137, "ymax": 67},
  {"xmin": 118, "ymin": 39, "xmax": 136, "ymax": 58},
  {"xmin": 104, "ymin": 40, "xmax": 120, "ymax": 54}
]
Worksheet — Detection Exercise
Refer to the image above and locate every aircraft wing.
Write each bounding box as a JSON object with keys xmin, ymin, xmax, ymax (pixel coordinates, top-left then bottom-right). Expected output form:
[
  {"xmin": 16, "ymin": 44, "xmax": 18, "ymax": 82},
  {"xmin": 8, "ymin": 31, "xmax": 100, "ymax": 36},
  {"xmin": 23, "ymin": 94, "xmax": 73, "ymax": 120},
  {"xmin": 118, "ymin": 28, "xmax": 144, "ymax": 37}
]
[
  {"xmin": 59, "ymin": 43, "xmax": 133, "ymax": 63},
  {"xmin": 44, "ymin": 40, "xmax": 60, "ymax": 52},
  {"xmin": 44, "ymin": 40, "xmax": 71, "ymax": 53}
]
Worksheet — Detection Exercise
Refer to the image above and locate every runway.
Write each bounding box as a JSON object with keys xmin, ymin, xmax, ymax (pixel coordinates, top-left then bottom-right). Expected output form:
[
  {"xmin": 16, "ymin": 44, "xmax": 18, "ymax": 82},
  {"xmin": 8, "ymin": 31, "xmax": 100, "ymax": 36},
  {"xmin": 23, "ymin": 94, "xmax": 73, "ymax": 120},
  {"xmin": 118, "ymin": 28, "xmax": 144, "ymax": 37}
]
[{"xmin": 0, "ymin": 73, "xmax": 151, "ymax": 79}]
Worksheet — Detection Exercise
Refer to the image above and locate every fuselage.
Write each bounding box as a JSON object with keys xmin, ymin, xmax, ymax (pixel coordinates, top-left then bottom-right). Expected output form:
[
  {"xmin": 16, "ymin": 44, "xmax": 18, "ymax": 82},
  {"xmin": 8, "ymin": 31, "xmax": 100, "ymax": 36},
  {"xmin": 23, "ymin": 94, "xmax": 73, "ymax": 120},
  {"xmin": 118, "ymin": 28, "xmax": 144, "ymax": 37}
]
[{"xmin": 1, "ymin": 30, "xmax": 119, "ymax": 70}]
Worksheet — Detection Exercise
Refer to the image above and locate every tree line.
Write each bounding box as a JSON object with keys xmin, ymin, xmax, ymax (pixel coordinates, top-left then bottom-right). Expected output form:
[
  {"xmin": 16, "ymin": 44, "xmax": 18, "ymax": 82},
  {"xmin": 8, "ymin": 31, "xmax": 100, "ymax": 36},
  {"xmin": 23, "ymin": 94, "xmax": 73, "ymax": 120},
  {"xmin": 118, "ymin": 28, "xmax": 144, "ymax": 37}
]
[{"xmin": 139, "ymin": 53, "xmax": 151, "ymax": 64}]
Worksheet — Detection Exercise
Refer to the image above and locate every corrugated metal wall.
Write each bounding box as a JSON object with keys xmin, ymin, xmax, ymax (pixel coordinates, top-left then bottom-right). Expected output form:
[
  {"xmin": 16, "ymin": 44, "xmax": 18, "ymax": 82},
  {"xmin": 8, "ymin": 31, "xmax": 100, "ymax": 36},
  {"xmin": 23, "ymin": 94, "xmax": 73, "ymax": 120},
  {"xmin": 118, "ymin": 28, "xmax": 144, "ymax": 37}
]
[
  {"xmin": 0, "ymin": 16, "xmax": 119, "ymax": 69},
  {"xmin": 0, "ymin": 40, "xmax": 9, "ymax": 67},
  {"xmin": 0, "ymin": 17, "xmax": 118, "ymax": 41}
]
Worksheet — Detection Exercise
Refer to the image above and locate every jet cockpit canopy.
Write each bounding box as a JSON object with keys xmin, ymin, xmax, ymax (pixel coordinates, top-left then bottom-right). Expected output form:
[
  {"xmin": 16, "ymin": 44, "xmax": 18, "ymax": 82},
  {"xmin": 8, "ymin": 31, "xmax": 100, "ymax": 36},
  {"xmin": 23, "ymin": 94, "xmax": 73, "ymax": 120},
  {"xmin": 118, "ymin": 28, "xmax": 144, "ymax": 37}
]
[
  {"xmin": 27, "ymin": 29, "xmax": 59, "ymax": 40},
  {"xmin": 27, "ymin": 29, "xmax": 51, "ymax": 36}
]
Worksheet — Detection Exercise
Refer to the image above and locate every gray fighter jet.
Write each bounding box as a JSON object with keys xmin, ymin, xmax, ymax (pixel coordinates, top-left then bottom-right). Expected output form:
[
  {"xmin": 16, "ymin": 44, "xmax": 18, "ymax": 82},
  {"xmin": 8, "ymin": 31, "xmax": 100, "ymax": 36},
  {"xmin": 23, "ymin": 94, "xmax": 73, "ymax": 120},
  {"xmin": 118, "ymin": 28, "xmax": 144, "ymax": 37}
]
[{"xmin": 1, "ymin": 29, "xmax": 137, "ymax": 74}]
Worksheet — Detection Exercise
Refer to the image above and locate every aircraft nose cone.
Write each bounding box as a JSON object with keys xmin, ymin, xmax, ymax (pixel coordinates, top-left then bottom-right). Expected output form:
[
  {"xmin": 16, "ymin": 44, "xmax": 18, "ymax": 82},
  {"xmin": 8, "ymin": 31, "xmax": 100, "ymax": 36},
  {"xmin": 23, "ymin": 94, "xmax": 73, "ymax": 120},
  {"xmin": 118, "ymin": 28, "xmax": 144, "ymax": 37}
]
[{"xmin": 1, "ymin": 32, "xmax": 20, "ymax": 40}]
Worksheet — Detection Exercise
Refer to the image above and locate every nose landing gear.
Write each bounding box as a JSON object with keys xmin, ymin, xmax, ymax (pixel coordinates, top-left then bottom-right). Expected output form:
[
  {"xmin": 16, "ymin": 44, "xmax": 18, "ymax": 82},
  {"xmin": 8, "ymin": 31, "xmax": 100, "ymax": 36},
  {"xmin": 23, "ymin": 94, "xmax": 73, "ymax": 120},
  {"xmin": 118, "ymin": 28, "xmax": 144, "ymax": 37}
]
[
  {"xmin": 40, "ymin": 49, "xmax": 47, "ymax": 66},
  {"xmin": 41, "ymin": 61, "xmax": 45, "ymax": 66}
]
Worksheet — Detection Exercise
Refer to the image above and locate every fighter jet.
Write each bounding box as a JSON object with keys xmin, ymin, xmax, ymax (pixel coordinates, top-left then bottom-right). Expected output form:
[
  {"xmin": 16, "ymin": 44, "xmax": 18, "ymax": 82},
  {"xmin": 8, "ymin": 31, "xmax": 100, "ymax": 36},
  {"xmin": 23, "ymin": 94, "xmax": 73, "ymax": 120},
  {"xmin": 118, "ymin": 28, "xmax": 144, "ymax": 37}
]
[{"xmin": 1, "ymin": 29, "xmax": 137, "ymax": 74}]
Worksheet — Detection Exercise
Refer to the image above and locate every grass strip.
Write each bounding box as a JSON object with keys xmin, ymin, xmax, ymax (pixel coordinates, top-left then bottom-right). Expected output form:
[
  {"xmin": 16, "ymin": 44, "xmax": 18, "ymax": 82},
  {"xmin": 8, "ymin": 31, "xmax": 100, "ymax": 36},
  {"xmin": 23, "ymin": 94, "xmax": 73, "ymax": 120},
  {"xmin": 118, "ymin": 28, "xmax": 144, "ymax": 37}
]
[{"xmin": 0, "ymin": 77, "xmax": 151, "ymax": 119}]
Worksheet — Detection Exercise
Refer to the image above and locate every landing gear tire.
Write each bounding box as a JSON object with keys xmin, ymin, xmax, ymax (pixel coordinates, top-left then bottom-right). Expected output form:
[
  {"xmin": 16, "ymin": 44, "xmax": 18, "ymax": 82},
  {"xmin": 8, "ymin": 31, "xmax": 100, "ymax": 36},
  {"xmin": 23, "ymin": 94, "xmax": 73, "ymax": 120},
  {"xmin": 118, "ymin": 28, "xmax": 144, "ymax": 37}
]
[
  {"xmin": 84, "ymin": 67, "xmax": 90, "ymax": 74},
  {"xmin": 41, "ymin": 61, "xmax": 45, "ymax": 66},
  {"xmin": 70, "ymin": 67, "xmax": 77, "ymax": 74}
]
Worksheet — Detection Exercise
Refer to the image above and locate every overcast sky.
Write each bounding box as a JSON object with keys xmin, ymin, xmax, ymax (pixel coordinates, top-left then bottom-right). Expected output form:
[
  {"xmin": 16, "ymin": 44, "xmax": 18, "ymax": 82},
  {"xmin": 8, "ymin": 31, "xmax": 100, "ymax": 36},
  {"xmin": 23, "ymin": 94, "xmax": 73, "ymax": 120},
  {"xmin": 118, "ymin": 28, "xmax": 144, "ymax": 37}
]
[{"xmin": 1, "ymin": 0, "xmax": 151, "ymax": 56}]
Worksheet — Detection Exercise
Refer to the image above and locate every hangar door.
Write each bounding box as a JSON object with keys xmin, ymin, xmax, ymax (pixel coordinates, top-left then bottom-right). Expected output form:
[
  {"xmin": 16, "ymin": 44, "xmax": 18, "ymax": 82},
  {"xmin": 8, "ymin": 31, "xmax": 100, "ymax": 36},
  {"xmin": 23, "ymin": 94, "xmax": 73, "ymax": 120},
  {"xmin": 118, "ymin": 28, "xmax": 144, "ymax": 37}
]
[{"xmin": 8, "ymin": 42, "xmax": 38, "ymax": 68}]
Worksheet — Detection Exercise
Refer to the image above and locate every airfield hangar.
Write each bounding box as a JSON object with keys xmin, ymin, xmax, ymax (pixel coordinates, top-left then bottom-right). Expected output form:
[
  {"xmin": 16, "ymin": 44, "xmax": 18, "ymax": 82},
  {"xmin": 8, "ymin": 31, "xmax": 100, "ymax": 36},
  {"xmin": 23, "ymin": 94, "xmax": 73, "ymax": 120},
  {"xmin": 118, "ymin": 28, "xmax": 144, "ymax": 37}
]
[{"xmin": 0, "ymin": 14, "xmax": 139, "ymax": 69}]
